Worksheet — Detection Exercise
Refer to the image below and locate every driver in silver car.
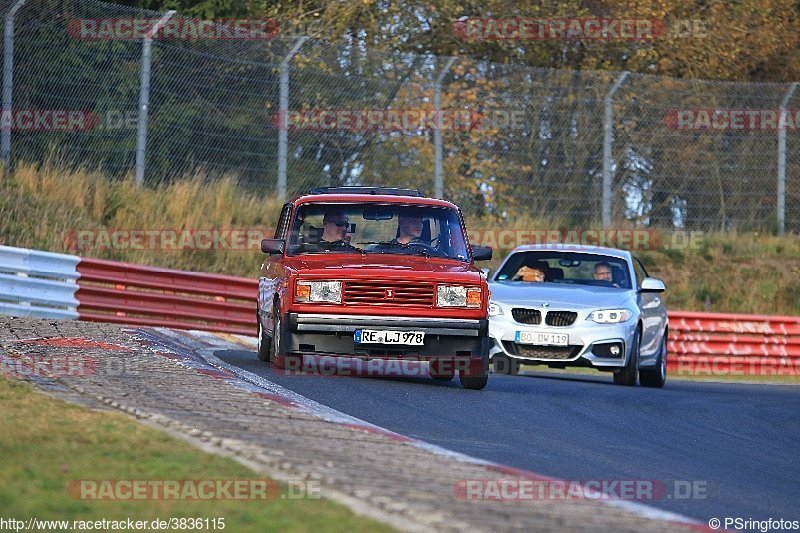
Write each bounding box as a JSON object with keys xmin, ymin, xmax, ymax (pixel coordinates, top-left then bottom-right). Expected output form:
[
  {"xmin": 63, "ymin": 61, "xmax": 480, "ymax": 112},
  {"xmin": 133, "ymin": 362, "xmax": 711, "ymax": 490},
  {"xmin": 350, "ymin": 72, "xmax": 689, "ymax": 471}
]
[{"xmin": 594, "ymin": 261, "xmax": 619, "ymax": 288}]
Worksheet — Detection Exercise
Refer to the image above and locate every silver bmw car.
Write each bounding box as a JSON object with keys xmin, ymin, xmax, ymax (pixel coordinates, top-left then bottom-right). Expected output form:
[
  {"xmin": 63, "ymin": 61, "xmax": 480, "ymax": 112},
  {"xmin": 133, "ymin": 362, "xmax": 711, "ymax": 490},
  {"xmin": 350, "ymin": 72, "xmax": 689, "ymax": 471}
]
[{"xmin": 487, "ymin": 244, "xmax": 668, "ymax": 387}]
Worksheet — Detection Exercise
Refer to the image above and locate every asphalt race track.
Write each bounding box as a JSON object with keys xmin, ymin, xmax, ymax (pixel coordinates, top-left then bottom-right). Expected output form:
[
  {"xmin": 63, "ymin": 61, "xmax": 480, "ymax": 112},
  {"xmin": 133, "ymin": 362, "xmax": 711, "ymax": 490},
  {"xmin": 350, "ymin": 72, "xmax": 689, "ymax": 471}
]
[{"xmin": 214, "ymin": 348, "xmax": 800, "ymax": 523}]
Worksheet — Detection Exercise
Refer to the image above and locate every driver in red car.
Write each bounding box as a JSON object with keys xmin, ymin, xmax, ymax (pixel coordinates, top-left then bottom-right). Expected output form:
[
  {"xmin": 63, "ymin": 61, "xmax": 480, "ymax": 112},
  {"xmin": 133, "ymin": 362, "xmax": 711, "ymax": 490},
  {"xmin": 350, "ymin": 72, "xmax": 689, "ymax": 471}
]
[{"xmin": 320, "ymin": 210, "xmax": 350, "ymax": 243}]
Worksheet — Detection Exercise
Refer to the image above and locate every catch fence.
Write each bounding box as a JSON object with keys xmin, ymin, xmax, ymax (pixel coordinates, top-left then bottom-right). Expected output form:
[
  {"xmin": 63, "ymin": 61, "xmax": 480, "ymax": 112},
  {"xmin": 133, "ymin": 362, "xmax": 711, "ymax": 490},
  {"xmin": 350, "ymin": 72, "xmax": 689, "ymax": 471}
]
[{"xmin": 2, "ymin": 0, "xmax": 798, "ymax": 232}]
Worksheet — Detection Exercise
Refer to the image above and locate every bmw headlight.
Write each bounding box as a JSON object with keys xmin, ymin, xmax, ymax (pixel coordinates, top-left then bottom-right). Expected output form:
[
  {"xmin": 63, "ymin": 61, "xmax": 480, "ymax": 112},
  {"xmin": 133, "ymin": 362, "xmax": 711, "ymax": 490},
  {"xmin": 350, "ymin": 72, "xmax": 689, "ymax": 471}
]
[
  {"xmin": 295, "ymin": 281, "xmax": 342, "ymax": 303},
  {"xmin": 488, "ymin": 302, "xmax": 504, "ymax": 316},
  {"xmin": 437, "ymin": 285, "xmax": 482, "ymax": 308},
  {"xmin": 588, "ymin": 309, "xmax": 633, "ymax": 323}
]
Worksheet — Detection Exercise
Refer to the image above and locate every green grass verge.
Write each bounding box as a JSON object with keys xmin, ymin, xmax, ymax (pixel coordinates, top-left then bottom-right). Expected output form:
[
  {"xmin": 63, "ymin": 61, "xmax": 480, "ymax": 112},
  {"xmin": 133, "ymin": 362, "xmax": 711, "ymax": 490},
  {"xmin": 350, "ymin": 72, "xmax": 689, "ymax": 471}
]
[{"xmin": 0, "ymin": 376, "xmax": 392, "ymax": 532}]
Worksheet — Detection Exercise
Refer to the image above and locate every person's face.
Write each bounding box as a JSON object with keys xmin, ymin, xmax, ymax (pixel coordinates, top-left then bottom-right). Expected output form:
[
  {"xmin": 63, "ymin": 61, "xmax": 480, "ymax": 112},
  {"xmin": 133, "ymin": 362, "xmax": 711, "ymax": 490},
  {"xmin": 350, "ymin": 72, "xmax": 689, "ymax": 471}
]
[
  {"xmin": 522, "ymin": 268, "xmax": 545, "ymax": 282},
  {"xmin": 594, "ymin": 265, "xmax": 612, "ymax": 281},
  {"xmin": 323, "ymin": 215, "xmax": 349, "ymax": 240},
  {"xmin": 399, "ymin": 217, "xmax": 423, "ymax": 239}
]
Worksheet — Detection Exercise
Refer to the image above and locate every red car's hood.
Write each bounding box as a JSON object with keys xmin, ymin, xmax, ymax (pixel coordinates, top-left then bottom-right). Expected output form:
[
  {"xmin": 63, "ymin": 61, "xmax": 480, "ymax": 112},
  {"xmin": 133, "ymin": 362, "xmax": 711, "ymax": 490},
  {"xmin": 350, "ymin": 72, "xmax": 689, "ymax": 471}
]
[{"xmin": 284, "ymin": 254, "xmax": 482, "ymax": 283}]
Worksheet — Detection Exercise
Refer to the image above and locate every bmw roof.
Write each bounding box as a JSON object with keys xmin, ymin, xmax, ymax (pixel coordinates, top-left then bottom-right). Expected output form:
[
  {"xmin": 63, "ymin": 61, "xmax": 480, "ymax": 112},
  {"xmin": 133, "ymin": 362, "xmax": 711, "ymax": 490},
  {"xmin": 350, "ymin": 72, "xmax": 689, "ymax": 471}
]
[{"xmin": 504, "ymin": 243, "xmax": 632, "ymax": 260}]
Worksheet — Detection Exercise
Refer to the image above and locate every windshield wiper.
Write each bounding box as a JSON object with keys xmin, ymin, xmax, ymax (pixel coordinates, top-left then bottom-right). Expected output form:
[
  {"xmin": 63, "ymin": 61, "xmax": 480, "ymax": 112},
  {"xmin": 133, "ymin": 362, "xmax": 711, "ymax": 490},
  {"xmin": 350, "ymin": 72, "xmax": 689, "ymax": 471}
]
[
  {"xmin": 294, "ymin": 242, "xmax": 364, "ymax": 254},
  {"xmin": 357, "ymin": 241, "xmax": 430, "ymax": 258}
]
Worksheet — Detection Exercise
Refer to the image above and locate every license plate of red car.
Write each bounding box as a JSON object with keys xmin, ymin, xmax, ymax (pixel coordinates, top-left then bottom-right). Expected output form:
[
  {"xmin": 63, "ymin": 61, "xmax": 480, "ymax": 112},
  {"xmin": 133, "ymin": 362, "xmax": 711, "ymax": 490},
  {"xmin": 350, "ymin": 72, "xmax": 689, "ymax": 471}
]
[{"xmin": 354, "ymin": 329, "xmax": 425, "ymax": 345}]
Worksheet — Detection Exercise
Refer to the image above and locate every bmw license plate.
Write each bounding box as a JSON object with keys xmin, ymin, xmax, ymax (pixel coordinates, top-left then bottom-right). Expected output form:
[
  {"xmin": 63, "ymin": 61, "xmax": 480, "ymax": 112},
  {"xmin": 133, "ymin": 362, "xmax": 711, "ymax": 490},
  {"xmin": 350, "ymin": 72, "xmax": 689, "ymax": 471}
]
[
  {"xmin": 515, "ymin": 331, "xmax": 568, "ymax": 346},
  {"xmin": 355, "ymin": 329, "xmax": 425, "ymax": 346}
]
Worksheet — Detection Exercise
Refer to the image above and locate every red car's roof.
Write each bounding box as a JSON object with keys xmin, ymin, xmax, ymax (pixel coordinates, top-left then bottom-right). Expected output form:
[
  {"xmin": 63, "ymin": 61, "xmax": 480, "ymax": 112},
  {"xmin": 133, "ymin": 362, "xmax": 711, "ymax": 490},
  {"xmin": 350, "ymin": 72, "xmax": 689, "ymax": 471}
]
[{"xmin": 292, "ymin": 193, "xmax": 458, "ymax": 209}]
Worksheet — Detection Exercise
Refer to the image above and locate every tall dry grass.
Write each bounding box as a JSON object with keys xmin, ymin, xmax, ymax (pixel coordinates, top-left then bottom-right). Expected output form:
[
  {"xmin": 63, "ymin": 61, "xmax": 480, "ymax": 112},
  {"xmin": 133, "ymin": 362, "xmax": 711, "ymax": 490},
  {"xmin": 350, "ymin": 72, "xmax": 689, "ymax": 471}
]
[
  {"xmin": 637, "ymin": 232, "xmax": 800, "ymax": 315},
  {"xmin": 1, "ymin": 159, "xmax": 798, "ymax": 314},
  {"xmin": 0, "ymin": 158, "xmax": 282, "ymax": 275}
]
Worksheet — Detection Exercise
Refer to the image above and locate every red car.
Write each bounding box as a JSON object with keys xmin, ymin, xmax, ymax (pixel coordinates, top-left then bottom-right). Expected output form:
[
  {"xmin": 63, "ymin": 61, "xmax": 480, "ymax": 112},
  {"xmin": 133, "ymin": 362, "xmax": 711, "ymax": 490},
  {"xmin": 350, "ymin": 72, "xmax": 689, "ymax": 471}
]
[{"xmin": 256, "ymin": 187, "xmax": 493, "ymax": 389}]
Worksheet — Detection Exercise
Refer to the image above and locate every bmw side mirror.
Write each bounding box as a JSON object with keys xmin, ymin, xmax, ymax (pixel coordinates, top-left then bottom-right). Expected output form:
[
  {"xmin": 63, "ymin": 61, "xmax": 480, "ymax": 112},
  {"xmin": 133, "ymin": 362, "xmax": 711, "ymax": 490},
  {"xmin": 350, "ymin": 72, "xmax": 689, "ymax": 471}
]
[
  {"xmin": 640, "ymin": 277, "xmax": 666, "ymax": 293},
  {"xmin": 261, "ymin": 239, "xmax": 285, "ymax": 254}
]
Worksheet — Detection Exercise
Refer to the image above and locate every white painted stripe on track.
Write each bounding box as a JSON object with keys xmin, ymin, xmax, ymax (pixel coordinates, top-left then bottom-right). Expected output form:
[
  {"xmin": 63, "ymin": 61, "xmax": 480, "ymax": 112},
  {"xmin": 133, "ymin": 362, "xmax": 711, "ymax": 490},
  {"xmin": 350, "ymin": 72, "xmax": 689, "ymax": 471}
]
[
  {"xmin": 162, "ymin": 327, "xmax": 501, "ymax": 464},
  {"xmin": 157, "ymin": 327, "xmax": 704, "ymax": 528}
]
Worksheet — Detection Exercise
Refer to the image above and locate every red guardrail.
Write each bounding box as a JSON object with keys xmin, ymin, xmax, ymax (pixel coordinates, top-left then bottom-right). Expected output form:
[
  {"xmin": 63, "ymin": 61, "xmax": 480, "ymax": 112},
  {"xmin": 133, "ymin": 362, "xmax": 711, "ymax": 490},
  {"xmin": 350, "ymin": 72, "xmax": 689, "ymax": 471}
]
[
  {"xmin": 667, "ymin": 310, "xmax": 800, "ymax": 376},
  {"xmin": 76, "ymin": 258, "xmax": 257, "ymax": 335},
  {"xmin": 74, "ymin": 257, "xmax": 799, "ymax": 376}
]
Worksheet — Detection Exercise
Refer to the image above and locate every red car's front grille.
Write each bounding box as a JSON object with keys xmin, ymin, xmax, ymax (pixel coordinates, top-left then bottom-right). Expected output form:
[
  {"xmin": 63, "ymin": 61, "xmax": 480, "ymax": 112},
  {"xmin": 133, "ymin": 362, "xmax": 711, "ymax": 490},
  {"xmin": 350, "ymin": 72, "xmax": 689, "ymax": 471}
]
[{"xmin": 343, "ymin": 280, "xmax": 435, "ymax": 307}]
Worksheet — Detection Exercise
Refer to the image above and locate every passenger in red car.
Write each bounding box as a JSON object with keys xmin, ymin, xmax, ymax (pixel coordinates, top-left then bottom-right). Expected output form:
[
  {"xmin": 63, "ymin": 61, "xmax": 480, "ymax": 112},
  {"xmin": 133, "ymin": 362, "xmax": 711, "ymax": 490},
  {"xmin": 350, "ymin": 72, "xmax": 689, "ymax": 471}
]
[{"xmin": 394, "ymin": 215, "xmax": 424, "ymax": 244}]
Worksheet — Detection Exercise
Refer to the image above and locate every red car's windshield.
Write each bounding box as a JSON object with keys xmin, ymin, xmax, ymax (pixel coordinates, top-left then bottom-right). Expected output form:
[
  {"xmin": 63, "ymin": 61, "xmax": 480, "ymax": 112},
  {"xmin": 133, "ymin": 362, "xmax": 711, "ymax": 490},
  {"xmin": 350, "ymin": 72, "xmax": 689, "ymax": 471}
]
[{"xmin": 287, "ymin": 203, "xmax": 470, "ymax": 261}]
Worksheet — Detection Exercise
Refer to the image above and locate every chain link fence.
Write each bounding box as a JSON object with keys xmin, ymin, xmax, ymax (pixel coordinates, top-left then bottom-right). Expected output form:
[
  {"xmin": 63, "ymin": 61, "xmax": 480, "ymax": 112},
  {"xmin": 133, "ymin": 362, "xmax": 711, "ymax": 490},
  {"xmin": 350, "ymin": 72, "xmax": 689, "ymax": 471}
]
[{"xmin": 2, "ymin": 0, "xmax": 798, "ymax": 232}]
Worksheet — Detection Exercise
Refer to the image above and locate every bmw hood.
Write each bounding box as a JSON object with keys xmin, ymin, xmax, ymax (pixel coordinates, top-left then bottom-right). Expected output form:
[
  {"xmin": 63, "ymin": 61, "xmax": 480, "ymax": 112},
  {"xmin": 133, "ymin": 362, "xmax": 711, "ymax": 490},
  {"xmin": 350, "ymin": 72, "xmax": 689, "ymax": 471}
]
[{"xmin": 488, "ymin": 281, "xmax": 633, "ymax": 310}]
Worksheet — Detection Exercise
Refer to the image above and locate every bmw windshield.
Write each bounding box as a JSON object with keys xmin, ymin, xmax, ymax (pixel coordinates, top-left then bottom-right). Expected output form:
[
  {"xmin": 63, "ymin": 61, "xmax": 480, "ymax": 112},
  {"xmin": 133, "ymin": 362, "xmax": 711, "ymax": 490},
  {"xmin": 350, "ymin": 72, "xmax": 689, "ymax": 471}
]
[{"xmin": 495, "ymin": 251, "xmax": 632, "ymax": 289}]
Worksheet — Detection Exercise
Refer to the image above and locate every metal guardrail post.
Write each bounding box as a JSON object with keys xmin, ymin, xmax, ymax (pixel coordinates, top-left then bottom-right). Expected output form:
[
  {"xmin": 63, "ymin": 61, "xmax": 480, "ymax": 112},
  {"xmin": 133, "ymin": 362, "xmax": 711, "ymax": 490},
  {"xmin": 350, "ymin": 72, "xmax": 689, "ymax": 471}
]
[
  {"xmin": 777, "ymin": 82, "xmax": 798, "ymax": 236},
  {"xmin": 1, "ymin": 0, "xmax": 28, "ymax": 169},
  {"xmin": 434, "ymin": 57, "xmax": 457, "ymax": 200},
  {"xmin": 277, "ymin": 37, "xmax": 308, "ymax": 202},
  {"xmin": 602, "ymin": 71, "xmax": 629, "ymax": 228},
  {"xmin": 134, "ymin": 10, "xmax": 176, "ymax": 187}
]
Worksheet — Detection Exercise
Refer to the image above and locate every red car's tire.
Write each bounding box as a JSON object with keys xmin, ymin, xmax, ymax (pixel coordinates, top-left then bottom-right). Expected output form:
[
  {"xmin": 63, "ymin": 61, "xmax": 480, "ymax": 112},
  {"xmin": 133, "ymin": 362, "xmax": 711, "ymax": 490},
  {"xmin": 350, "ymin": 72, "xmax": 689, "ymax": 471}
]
[
  {"xmin": 459, "ymin": 354, "xmax": 489, "ymax": 390},
  {"xmin": 269, "ymin": 307, "xmax": 302, "ymax": 372},
  {"xmin": 430, "ymin": 359, "xmax": 456, "ymax": 381}
]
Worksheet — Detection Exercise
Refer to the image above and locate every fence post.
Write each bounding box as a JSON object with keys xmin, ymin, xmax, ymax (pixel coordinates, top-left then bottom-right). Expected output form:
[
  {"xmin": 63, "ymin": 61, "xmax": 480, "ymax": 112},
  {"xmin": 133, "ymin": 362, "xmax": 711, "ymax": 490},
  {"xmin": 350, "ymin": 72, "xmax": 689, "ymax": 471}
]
[
  {"xmin": 277, "ymin": 37, "xmax": 308, "ymax": 202},
  {"xmin": 434, "ymin": 57, "xmax": 457, "ymax": 199},
  {"xmin": 778, "ymin": 82, "xmax": 798, "ymax": 236},
  {"xmin": 134, "ymin": 10, "xmax": 175, "ymax": 187},
  {"xmin": 602, "ymin": 71, "xmax": 629, "ymax": 228},
  {"xmin": 1, "ymin": 0, "xmax": 28, "ymax": 168}
]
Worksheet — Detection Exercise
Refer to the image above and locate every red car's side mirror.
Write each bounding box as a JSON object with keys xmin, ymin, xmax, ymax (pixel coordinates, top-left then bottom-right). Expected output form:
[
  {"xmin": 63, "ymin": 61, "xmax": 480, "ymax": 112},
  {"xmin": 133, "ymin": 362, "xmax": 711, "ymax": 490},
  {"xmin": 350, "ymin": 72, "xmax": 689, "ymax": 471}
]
[
  {"xmin": 472, "ymin": 245, "xmax": 493, "ymax": 261},
  {"xmin": 261, "ymin": 239, "xmax": 285, "ymax": 254}
]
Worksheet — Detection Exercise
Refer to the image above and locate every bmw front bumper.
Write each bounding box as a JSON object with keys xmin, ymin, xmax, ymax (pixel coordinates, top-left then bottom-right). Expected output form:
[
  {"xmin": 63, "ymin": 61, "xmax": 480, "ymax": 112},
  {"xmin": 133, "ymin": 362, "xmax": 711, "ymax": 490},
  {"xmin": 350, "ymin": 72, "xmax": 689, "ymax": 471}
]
[{"xmin": 488, "ymin": 308, "xmax": 638, "ymax": 369}]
